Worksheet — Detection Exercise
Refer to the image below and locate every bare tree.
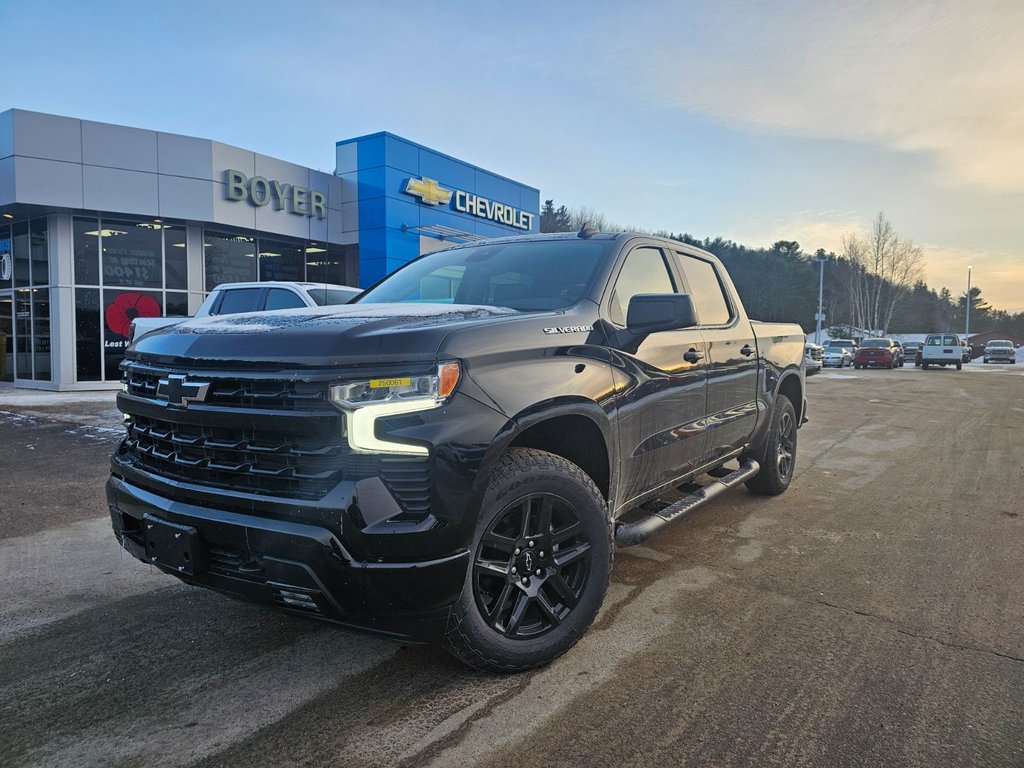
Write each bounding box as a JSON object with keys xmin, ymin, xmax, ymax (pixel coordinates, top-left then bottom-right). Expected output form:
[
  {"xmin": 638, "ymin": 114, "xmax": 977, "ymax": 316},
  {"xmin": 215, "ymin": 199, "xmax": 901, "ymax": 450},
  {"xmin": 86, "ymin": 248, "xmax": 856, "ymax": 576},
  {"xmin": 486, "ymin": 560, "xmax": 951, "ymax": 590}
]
[{"xmin": 841, "ymin": 213, "xmax": 924, "ymax": 333}]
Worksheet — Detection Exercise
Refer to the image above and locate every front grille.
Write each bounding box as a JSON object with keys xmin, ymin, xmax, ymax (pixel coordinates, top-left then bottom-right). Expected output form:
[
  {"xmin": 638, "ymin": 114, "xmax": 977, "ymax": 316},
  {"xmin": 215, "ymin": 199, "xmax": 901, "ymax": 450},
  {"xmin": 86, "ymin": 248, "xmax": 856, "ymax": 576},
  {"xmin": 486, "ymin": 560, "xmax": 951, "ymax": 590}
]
[
  {"xmin": 124, "ymin": 364, "xmax": 328, "ymax": 410},
  {"xmin": 123, "ymin": 413, "xmax": 346, "ymax": 499},
  {"xmin": 117, "ymin": 361, "xmax": 433, "ymax": 514}
]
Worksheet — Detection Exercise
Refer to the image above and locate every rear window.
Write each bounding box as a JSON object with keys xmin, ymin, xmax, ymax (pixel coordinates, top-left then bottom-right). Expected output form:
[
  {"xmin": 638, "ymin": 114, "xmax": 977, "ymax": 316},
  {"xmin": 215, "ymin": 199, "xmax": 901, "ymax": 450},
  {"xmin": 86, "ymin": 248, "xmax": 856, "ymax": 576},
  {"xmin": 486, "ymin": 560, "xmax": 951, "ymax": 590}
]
[
  {"xmin": 215, "ymin": 287, "xmax": 263, "ymax": 315},
  {"xmin": 307, "ymin": 287, "xmax": 361, "ymax": 306},
  {"xmin": 926, "ymin": 335, "xmax": 959, "ymax": 346},
  {"xmin": 860, "ymin": 339, "xmax": 890, "ymax": 348}
]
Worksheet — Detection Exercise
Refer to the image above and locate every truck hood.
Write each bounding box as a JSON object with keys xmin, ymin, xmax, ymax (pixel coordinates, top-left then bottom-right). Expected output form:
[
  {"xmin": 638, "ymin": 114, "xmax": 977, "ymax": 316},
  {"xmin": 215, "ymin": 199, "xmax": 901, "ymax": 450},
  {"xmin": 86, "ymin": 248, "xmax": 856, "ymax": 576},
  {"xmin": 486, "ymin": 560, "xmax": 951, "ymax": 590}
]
[{"xmin": 128, "ymin": 303, "xmax": 520, "ymax": 368}]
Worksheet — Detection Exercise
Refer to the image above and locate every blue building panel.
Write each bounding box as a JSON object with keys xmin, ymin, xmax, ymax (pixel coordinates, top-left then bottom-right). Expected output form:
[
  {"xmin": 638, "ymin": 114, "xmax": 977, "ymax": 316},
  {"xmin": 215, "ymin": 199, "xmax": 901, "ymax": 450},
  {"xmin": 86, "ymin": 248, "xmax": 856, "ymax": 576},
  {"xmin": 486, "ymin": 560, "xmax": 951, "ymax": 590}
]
[
  {"xmin": 357, "ymin": 165, "xmax": 387, "ymax": 201},
  {"xmin": 340, "ymin": 131, "xmax": 540, "ymax": 283},
  {"xmin": 418, "ymin": 152, "xmax": 476, "ymax": 193},
  {"xmin": 384, "ymin": 135, "xmax": 419, "ymax": 175},
  {"xmin": 355, "ymin": 134, "xmax": 385, "ymax": 171},
  {"xmin": 474, "ymin": 170, "xmax": 520, "ymax": 208},
  {"xmin": 385, "ymin": 197, "xmax": 422, "ymax": 231},
  {"xmin": 358, "ymin": 258, "xmax": 390, "ymax": 287},
  {"xmin": 358, "ymin": 227, "xmax": 387, "ymax": 264}
]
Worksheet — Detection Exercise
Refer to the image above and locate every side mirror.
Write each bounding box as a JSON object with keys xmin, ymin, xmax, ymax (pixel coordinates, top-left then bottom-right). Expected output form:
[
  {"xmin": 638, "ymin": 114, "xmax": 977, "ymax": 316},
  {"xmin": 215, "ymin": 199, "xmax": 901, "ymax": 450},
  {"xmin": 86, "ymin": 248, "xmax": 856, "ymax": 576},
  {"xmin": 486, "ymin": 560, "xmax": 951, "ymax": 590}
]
[{"xmin": 627, "ymin": 294, "xmax": 697, "ymax": 334}]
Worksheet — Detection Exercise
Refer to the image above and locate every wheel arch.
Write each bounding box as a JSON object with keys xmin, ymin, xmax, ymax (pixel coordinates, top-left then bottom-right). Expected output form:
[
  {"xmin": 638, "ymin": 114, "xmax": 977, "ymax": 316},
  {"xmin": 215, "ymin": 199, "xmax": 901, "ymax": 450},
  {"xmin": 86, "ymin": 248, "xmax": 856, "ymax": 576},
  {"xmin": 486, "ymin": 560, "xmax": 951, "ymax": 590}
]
[{"xmin": 476, "ymin": 399, "xmax": 614, "ymax": 508}]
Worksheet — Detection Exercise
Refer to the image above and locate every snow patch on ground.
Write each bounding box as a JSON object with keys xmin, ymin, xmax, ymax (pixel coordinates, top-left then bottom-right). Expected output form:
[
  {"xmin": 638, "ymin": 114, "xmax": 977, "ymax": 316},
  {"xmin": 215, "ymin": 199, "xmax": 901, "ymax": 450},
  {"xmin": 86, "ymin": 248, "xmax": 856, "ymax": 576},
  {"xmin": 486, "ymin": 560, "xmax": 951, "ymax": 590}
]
[{"xmin": 0, "ymin": 390, "xmax": 117, "ymax": 407}]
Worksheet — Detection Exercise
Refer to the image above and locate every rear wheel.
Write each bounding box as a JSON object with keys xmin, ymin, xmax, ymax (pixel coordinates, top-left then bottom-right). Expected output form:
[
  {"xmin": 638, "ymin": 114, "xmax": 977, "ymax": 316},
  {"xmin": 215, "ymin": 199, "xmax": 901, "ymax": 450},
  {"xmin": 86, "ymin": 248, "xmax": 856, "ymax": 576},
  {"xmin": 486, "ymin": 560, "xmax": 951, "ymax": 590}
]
[
  {"xmin": 922, "ymin": 362, "xmax": 929, "ymax": 370},
  {"xmin": 745, "ymin": 398, "xmax": 797, "ymax": 497},
  {"xmin": 444, "ymin": 448, "xmax": 612, "ymax": 673},
  {"xmin": 956, "ymin": 362, "xmax": 962, "ymax": 370}
]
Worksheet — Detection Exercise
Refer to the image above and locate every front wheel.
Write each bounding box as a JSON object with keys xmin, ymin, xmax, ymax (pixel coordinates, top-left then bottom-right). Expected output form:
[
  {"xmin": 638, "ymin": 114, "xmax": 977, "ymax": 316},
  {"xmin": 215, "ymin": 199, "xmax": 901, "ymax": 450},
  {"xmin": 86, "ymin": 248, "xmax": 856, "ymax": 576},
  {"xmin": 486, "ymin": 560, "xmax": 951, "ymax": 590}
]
[
  {"xmin": 444, "ymin": 448, "xmax": 612, "ymax": 673},
  {"xmin": 745, "ymin": 397, "xmax": 797, "ymax": 496}
]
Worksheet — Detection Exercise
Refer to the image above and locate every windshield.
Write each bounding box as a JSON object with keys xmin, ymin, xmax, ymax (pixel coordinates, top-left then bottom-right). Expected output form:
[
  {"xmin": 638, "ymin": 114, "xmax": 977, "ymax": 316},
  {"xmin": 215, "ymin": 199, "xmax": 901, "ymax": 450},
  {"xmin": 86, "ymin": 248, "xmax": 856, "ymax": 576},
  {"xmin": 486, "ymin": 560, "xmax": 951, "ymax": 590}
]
[
  {"xmin": 825, "ymin": 345, "xmax": 847, "ymax": 352},
  {"xmin": 307, "ymin": 287, "xmax": 361, "ymax": 306},
  {"xmin": 860, "ymin": 339, "xmax": 890, "ymax": 348},
  {"xmin": 987, "ymin": 340, "xmax": 1013, "ymax": 348},
  {"xmin": 356, "ymin": 239, "xmax": 611, "ymax": 310}
]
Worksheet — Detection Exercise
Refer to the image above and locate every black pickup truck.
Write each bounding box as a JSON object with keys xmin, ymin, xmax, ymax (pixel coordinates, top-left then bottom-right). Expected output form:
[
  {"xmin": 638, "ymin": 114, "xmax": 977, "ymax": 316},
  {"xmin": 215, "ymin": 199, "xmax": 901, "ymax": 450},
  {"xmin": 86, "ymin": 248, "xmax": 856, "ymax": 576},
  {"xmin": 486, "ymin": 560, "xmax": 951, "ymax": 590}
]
[{"xmin": 108, "ymin": 230, "xmax": 806, "ymax": 671}]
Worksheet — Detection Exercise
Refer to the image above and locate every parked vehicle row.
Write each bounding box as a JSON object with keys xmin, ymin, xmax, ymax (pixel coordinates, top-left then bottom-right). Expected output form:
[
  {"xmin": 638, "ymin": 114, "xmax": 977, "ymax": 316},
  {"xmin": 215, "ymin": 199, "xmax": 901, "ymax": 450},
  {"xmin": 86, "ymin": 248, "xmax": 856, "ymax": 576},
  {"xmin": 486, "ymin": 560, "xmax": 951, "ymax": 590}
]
[{"xmin": 815, "ymin": 334, "xmax": 1019, "ymax": 373}]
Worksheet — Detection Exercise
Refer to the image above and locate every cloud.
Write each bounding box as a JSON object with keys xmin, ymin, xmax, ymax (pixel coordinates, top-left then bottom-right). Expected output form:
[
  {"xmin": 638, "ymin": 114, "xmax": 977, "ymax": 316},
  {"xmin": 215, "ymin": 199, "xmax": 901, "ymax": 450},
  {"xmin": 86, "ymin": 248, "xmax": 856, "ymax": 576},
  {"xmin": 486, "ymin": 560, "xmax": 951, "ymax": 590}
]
[
  {"xmin": 919, "ymin": 244, "xmax": 1024, "ymax": 313},
  {"xmin": 632, "ymin": 0, "xmax": 1024, "ymax": 192},
  {"xmin": 727, "ymin": 211, "xmax": 867, "ymax": 254}
]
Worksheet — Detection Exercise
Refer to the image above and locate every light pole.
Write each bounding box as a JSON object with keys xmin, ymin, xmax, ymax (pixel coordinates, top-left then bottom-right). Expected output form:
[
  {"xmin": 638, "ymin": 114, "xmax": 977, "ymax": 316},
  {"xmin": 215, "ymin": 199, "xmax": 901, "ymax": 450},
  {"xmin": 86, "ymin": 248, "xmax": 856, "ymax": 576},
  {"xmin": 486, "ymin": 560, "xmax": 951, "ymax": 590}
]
[
  {"xmin": 814, "ymin": 253, "xmax": 826, "ymax": 345},
  {"xmin": 965, "ymin": 265, "xmax": 972, "ymax": 342}
]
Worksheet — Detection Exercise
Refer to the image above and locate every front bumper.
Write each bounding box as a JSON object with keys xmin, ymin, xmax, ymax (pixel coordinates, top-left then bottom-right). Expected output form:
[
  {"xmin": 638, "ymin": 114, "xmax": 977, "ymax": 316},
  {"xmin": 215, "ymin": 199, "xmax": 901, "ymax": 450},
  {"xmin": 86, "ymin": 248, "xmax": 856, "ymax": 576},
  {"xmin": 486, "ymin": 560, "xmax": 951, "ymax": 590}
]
[{"xmin": 107, "ymin": 476, "xmax": 470, "ymax": 642}]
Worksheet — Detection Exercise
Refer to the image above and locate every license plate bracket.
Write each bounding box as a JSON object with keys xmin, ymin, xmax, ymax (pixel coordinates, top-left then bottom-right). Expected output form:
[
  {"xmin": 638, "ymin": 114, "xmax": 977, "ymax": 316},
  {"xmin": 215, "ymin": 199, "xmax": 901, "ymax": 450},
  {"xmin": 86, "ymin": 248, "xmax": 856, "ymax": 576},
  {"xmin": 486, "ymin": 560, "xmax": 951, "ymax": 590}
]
[{"xmin": 142, "ymin": 514, "xmax": 205, "ymax": 575}]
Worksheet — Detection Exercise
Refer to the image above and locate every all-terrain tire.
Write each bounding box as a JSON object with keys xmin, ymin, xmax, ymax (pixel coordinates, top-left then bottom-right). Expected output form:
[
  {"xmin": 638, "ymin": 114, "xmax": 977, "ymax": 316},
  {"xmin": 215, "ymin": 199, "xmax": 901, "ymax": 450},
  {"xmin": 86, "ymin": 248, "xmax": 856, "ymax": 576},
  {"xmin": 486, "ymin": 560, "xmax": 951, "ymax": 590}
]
[
  {"xmin": 443, "ymin": 448, "xmax": 612, "ymax": 673},
  {"xmin": 744, "ymin": 397, "xmax": 797, "ymax": 497}
]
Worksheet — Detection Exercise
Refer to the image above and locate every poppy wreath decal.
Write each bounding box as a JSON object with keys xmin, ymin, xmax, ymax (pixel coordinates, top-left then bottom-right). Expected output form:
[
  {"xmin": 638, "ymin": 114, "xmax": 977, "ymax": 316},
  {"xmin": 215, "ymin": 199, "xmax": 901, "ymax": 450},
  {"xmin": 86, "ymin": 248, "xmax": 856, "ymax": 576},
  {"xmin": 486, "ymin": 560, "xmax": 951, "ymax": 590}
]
[{"xmin": 105, "ymin": 292, "xmax": 160, "ymax": 338}]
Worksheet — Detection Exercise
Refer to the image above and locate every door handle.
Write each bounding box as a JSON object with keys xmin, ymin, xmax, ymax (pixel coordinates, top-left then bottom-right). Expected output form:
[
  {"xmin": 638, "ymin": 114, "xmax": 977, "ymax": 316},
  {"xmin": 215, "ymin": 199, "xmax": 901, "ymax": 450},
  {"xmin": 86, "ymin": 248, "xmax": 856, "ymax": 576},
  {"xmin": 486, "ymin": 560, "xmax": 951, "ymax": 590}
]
[
  {"xmin": 683, "ymin": 348, "xmax": 704, "ymax": 364},
  {"xmin": 740, "ymin": 344, "xmax": 755, "ymax": 357}
]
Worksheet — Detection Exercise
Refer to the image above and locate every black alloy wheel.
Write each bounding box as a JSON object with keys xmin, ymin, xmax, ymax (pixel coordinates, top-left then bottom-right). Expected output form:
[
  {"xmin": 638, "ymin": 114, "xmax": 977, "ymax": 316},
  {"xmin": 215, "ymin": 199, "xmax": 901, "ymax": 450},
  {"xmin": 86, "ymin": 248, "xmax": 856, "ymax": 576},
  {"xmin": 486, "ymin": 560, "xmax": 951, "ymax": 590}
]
[
  {"xmin": 745, "ymin": 397, "xmax": 797, "ymax": 496},
  {"xmin": 473, "ymin": 493, "xmax": 590, "ymax": 639},
  {"xmin": 444, "ymin": 448, "xmax": 611, "ymax": 672}
]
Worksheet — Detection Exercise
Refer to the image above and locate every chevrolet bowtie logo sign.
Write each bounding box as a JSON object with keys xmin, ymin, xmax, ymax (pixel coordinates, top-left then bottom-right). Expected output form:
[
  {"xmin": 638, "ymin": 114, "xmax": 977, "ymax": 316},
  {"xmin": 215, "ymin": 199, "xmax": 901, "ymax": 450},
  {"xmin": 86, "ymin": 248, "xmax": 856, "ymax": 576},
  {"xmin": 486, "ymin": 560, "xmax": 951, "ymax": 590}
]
[
  {"xmin": 403, "ymin": 177, "xmax": 453, "ymax": 206},
  {"xmin": 157, "ymin": 374, "xmax": 210, "ymax": 408}
]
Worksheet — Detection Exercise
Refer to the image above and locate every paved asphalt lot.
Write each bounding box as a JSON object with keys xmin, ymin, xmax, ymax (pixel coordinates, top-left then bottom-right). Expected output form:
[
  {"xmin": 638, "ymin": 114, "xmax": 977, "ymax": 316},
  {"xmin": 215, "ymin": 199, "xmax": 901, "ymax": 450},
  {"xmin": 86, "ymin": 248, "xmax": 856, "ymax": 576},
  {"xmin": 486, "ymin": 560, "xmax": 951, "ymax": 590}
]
[{"xmin": 1, "ymin": 364, "xmax": 1022, "ymax": 768}]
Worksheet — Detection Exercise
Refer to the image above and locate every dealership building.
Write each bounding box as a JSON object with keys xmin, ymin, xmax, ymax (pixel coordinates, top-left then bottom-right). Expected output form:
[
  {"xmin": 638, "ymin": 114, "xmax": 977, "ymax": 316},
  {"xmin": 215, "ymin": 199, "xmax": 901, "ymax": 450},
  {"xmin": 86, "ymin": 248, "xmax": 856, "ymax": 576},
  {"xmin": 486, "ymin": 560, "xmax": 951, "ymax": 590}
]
[{"xmin": 0, "ymin": 108, "xmax": 539, "ymax": 390}]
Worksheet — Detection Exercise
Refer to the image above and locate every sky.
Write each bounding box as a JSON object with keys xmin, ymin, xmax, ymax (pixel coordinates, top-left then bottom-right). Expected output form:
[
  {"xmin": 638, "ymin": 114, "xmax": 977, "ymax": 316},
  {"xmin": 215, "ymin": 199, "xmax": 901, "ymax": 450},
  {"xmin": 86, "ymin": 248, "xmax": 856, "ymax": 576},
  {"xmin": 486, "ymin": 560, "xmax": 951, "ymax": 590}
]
[{"xmin": 6, "ymin": 0, "xmax": 1023, "ymax": 311}]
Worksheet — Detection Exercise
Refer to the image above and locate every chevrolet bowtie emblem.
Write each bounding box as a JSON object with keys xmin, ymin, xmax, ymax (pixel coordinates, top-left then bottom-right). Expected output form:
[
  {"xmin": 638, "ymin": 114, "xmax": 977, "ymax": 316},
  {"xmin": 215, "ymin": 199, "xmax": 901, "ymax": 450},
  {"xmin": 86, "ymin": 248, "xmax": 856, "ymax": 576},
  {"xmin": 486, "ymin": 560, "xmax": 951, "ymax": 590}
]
[
  {"xmin": 403, "ymin": 177, "xmax": 453, "ymax": 206},
  {"xmin": 157, "ymin": 374, "xmax": 210, "ymax": 408}
]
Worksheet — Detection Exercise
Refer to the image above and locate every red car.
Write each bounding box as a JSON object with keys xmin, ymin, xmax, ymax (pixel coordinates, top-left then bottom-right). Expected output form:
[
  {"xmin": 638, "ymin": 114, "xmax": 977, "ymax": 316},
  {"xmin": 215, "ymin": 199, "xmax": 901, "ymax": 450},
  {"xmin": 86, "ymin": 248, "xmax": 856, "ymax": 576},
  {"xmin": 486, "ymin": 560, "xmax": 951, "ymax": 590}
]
[{"xmin": 853, "ymin": 338, "xmax": 903, "ymax": 369}]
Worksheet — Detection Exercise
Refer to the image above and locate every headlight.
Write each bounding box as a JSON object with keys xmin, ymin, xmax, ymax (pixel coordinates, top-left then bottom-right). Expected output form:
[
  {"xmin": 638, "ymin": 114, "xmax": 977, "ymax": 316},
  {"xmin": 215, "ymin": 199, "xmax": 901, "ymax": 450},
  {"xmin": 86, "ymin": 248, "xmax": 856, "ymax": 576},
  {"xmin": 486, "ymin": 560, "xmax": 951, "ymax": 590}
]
[{"xmin": 329, "ymin": 362, "xmax": 460, "ymax": 455}]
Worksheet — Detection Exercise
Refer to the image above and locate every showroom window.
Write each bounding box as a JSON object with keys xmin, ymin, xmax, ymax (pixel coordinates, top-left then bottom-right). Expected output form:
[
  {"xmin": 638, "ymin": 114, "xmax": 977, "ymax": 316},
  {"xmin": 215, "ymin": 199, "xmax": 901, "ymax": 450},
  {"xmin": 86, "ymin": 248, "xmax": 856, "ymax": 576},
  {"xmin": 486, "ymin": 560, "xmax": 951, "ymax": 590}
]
[
  {"xmin": 0, "ymin": 218, "xmax": 51, "ymax": 381},
  {"xmin": 205, "ymin": 231, "xmax": 257, "ymax": 289},
  {"xmin": 72, "ymin": 216, "xmax": 189, "ymax": 382}
]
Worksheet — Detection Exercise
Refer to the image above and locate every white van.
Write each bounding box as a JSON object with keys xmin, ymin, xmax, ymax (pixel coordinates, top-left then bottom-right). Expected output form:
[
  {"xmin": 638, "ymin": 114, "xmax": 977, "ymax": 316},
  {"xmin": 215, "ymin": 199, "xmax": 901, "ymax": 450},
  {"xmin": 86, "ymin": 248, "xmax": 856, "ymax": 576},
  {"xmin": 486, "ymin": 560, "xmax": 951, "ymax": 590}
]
[{"xmin": 921, "ymin": 334, "xmax": 963, "ymax": 370}]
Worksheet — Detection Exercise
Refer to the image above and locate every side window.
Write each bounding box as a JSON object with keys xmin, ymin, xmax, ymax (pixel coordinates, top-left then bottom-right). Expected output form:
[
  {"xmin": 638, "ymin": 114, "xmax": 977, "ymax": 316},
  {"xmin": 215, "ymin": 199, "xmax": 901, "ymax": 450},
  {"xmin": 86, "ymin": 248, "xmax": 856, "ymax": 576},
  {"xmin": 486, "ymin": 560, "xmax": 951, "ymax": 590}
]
[
  {"xmin": 609, "ymin": 247, "xmax": 674, "ymax": 325},
  {"xmin": 265, "ymin": 288, "xmax": 306, "ymax": 310},
  {"xmin": 215, "ymin": 287, "xmax": 264, "ymax": 316},
  {"xmin": 675, "ymin": 254, "xmax": 733, "ymax": 326}
]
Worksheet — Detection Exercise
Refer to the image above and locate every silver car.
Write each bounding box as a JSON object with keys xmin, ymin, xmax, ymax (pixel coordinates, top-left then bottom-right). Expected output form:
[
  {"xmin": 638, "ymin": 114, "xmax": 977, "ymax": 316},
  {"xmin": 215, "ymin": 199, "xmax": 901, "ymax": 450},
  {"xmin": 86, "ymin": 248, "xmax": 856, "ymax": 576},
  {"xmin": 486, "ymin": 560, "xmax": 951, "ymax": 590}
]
[{"xmin": 822, "ymin": 345, "xmax": 852, "ymax": 368}]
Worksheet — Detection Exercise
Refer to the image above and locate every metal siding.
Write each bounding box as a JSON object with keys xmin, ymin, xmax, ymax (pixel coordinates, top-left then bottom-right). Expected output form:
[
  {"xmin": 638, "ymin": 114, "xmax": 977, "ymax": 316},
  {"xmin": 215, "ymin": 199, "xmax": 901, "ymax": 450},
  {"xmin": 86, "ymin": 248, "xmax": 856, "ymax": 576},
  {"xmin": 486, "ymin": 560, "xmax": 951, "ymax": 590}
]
[
  {"xmin": 82, "ymin": 165, "xmax": 159, "ymax": 216},
  {"xmin": 157, "ymin": 132, "xmax": 213, "ymax": 179},
  {"xmin": 335, "ymin": 141, "xmax": 358, "ymax": 174},
  {"xmin": 211, "ymin": 141, "xmax": 256, "ymax": 179},
  {"xmin": 338, "ymin": 172, "xmax": 359, "ymax": 204},
  {"xmin": 357, "ymin": 135, "xmax": 385, "ymax": 170},
  {"xmin": 11, "ymin": 110, "xmax": 82, "ymax": 164},
  {"xmin": 418, "ymin": 152, "xmax": 475, "ymax": 191},
  {"xmin": 13, "ymin": 156, "xmax": 84, "ymax": 208},
  {"xmin": 157, "ymin": 174, "xmax": 215, "ymax": 221},
  {"xmin": 0, "ymin": 157, "xmax": 14, "ymax": 206},
  {"xmin": 383, "ymin": 135, "xmax": 419, "ymax": 175},
  {"xmin": 359, "ymin": 258, "xmax": 389, "ymax": 287},
  {"xmin": 340, "ymin": 201, "xmax": 359, "ymax": 233},
  {"xmin": 359, "ymin": 228, "xmax": 387, "ymax": 262},
  {"xmin": 81, "ymin": 120, "xmax": 158, "ymax": 173},
  {"xmin": 474, "ymin": 170, "xmax": 519, "ymax": 207},
  {"xmin": 0, "ymin": 110, "xmax": 13, "ymax": 160},
  {"xmin": 357, "ymin": 166, "xmax": 387, "ymax": 200},
  {"xmin": 385, "ymin": 198, "xmax": 421, "ymax": 231}
]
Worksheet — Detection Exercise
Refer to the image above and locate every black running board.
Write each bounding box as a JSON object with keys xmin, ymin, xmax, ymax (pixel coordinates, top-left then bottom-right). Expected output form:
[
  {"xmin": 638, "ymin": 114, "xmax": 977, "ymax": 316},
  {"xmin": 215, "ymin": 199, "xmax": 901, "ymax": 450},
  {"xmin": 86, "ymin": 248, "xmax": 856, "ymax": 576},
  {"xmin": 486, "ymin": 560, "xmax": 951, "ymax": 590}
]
[{"xmin": 614, "ymin": 460, "xmax": 761, "ymax": 547}]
